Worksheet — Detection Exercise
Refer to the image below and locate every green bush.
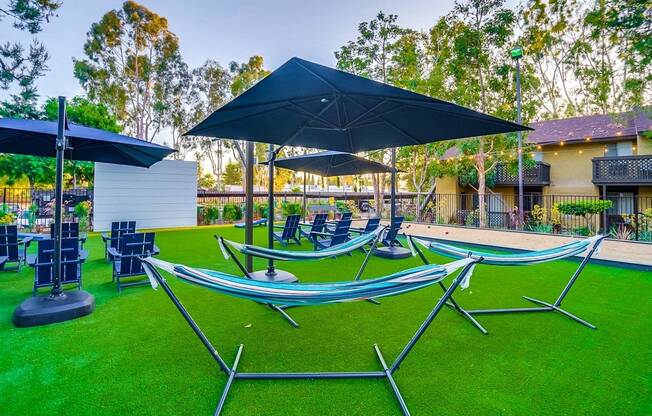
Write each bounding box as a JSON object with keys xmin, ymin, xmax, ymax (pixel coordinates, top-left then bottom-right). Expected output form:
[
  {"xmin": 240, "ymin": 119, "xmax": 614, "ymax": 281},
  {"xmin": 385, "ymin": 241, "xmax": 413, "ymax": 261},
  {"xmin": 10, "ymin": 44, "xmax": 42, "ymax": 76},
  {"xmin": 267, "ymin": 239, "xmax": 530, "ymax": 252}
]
[
  {"xmin": 74, "ymin": 201, "xmax": 92, "ymax": 231},
  {"xmin": 527, "ymin": 223, "xmax": 553, "ymax": 233},
  {"xmin": 290, "ymin": 186, "xmax": 301, "ymax": 193},
  {"xmin": 557, "ymin": 200, "xmax": 613, "ymax": 234},
  {"xmin": 222, "ymin": 204, "xmax": 243, "ymax": 222},
  {"xmin": 0, "ymin": 204, "xmax": 15, "ymax": 225},
  {"xmin": 204, "ymin": 204, "xmax": 221, "ymax": 222},
  {"xmin": 281, "ymin": 201, "xmax": 302, "ymax": 217},
  {"xmin": 404, "ymin": 213, "xmax": 416, "ymax": 222},
  {"xmin": 335, "ymin": 201, "xmax": 350, "ymax": 213},
  {"xmin": 255, "ymin": 203, "xmax": 269, "ymax": 219}
]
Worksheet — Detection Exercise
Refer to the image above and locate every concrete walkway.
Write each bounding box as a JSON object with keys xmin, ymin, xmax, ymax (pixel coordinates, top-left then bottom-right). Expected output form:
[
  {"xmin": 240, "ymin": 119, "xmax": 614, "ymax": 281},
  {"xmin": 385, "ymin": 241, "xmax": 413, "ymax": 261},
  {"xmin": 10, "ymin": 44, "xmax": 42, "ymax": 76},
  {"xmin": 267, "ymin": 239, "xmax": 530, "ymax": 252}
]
[{"xmin": 368, "ymin": 221, "xmax": 652, "ymax": 269}]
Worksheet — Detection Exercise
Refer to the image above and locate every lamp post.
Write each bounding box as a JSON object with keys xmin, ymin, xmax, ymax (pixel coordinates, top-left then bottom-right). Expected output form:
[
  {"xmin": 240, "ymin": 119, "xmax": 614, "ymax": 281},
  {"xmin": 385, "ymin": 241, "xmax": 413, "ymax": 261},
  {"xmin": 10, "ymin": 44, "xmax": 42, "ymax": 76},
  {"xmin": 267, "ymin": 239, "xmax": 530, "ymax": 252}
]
[{"xmin": 511, "ymin": 46, "xmax": 524, "ymax": 227}]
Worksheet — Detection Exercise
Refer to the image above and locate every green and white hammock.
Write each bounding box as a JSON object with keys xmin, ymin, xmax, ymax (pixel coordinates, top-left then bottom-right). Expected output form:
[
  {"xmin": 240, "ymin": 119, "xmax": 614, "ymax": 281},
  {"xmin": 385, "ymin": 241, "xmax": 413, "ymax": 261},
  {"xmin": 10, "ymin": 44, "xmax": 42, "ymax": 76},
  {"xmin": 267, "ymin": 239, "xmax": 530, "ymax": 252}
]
[
  {"xmin": 217, "ymin": 226, "xmax": 383, "ymax": 261},
  {"xmin": 143, "ymin": 256, "xmax": 476, "ymax": 306},
  {"xmin": 409, "ymin": 235, "xmax": 603, "ymax": 266}
]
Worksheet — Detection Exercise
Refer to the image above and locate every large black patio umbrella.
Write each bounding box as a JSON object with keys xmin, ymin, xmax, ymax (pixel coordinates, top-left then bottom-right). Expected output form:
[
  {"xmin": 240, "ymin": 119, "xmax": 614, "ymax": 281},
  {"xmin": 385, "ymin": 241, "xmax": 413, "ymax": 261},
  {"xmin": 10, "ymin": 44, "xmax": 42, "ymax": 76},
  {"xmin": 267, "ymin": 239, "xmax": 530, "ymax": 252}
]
[
  {"xmin": 1, "ymin": 97, "xmax": 175, "ymax": 327},
  {"xmin": 263, "ymin": 150, "xmax": 396, "ymax": 220},
  {"xmin": 186, "ymin": 57, "xmax": 531, "ymax": 271}
]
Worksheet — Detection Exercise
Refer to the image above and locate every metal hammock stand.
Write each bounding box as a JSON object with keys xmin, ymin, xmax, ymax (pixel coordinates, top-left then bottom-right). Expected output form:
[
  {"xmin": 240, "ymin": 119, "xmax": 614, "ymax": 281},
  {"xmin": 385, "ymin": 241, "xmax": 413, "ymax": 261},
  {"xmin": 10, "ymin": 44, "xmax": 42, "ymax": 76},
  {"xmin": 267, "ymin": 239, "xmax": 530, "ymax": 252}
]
[
  {"xmin": 409, "ymin": 235, "xmax": 607, "ymax": 334},
  {"xmin": 142, "ymin": 258, "xmax": 480, "ymax": 416},
  {"xmin": 215, "ymin": 228, "xmax": 385, "ymax": 328}
]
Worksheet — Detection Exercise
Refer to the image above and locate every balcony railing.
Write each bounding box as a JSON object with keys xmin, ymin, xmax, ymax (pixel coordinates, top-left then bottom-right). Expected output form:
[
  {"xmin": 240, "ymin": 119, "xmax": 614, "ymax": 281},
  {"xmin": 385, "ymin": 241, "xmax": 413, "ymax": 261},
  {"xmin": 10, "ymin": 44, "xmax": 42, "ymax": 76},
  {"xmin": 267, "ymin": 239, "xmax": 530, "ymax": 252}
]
[
  {"xmin": 493, "ymin": 162, "xmax": 551, "ymax": 186},
  {"xmin": 592, "ymin": 155, "xmax": 652, "ymax": 185}
]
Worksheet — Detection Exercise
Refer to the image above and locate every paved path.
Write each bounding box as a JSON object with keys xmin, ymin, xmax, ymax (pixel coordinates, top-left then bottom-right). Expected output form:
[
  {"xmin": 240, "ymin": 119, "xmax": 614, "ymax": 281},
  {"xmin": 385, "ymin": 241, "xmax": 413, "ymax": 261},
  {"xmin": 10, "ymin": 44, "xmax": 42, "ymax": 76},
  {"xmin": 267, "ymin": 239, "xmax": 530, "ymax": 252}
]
[{"xmin": 366, "ymin": 221, "xmax": 652, "ymax": 268}]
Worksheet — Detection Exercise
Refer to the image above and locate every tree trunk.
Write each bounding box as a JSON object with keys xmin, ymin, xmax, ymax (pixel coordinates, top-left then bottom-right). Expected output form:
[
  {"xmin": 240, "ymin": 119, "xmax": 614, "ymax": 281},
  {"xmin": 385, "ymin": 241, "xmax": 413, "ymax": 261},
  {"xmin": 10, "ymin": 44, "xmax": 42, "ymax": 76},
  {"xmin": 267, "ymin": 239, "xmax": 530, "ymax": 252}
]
[{"xmin": 476, "ymin": 140, "xmax": 487, "ymax": 228}]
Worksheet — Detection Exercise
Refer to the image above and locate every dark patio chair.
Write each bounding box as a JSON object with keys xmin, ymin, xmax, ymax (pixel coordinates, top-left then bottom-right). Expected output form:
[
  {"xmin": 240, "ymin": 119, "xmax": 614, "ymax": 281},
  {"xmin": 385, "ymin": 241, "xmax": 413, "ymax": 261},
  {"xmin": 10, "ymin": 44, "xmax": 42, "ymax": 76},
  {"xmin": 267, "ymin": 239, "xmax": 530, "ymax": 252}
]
[
  {"xmin": 101, "ymin": 221, "xmax": 136, "ymax": 260},
  {"xmin": 109, "ymin": 232, "xmax": 157, "ymax": 291},
  {"xmin": 29, "ymin": 237, "xmax": 83, "ymax": 295},
  {"xmin": 50, "ymin": 222, "xmax": 87, "ymax": 248},
  {"xmin": 313, "ymin": 219, "xmax": 353, "ymax": 255},
  {"xmin": 0, "ymin": 225, "xmax": 32, "ymax": 272},
  {"xmin": 380, "ymin": 216, "xmax": 405, "ymax": 247},
  {"xmin": 273, "ymin": 214, "xmax": 301, "ymax": 246},
  {"xmin": 325, "ymin": 211, "xmax": 352, "ymax": 232},
  {"xmin": 349, "ymin": 217, "xmax": 381, "ymax": 235},
  {"xmin": 299, "ymin": 213, "xmax": 328, "ymax": 242}
]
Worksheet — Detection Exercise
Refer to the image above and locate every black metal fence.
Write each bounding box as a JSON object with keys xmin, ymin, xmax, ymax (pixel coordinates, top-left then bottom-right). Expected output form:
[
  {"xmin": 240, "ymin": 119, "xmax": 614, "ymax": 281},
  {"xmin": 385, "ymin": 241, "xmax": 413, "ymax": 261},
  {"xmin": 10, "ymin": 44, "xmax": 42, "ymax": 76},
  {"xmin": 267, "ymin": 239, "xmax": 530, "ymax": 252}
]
[{"xmin": 0, "ymin": 187, "xmax": 92, "ymax": 232}]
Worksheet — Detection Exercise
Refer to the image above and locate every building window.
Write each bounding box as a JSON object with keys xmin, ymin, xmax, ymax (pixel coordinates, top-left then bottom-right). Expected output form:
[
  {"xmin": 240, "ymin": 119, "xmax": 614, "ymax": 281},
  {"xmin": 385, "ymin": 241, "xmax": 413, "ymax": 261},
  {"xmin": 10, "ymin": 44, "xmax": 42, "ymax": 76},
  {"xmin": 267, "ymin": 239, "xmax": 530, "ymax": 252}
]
[
  {"xmin": 606, "ymin": 142, "xmax": 633, "ymax": 156},
  {"xmin": 532, "ymin": 151, "xmax": 543, "ymax": 162}
]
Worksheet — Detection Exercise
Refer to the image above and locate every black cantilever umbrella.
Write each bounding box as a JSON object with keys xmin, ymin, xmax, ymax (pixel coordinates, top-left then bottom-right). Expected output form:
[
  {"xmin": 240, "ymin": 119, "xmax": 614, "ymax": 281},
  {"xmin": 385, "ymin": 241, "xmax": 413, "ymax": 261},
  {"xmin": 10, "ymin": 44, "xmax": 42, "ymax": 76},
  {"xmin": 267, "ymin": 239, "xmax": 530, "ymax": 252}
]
[
  {"xmin": 1, "ymin": 97, "xmax": 175, "ymax": 327},
  {"xmin": 186, "ymin": 57, "xmax": 532, "ymax": 272},
  {"xmin": 262, "ymin": 150, "xmax": 396, "ymax": 220}
]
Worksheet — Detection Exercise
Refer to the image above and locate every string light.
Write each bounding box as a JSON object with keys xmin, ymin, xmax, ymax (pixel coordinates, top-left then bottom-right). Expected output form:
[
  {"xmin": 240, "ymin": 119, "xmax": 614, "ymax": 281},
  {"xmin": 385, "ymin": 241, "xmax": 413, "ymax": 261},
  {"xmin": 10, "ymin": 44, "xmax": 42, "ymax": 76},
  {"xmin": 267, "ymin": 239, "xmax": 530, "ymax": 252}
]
[
  {"xmin": 554, "ymin": 152, "xmax": 558, "ymax": 156},
  {"xmin": 585, "ymin": 136, "xmax": 591, "ymax": 141},
  {"xmin": 560, "ymin": 141, "xmax": 565, "ymax": 146},
  {"xmin": 632, "ymin": 146, "xmax": 637, "ymax": 151},
  {"xmin": 616, "ymin": 131, "xmax": 623, "ymax": 136},
  {"xmin": 578, "ymin": 150, "xmax": 583, "ymax": 154},
  {"xmin": 536, "ymin": 145, "xmax": 542, "ymax": 150}
]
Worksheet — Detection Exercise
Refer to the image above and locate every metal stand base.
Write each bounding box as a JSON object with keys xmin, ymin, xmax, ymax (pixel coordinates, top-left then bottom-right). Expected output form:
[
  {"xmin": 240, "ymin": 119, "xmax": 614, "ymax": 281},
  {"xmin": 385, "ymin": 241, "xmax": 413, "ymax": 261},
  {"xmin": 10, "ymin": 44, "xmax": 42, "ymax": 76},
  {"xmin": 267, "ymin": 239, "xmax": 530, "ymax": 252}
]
[
  {"xmin": 12, "ymin": 290, "xmax": 95, "ymax": 327},
  {"xmin": 373, "ymin": 246, "xmax": 412, "ymax": 260},
  {"xmin": 213, "ymin": 344, "xmax": 410, "ymax": 415},
  {"xmin": 467, "ymin": 295, "xmax": 597, "ymax": 329},
  {"xmin": 249, "ymin": 269, "xmax": 298, "ymax": 283}
]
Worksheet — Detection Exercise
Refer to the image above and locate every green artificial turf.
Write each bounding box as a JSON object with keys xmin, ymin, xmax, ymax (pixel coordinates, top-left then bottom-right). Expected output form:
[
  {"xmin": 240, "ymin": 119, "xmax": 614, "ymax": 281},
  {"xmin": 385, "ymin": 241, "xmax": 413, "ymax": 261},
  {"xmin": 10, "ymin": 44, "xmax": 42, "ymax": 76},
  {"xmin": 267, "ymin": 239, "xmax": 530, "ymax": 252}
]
[{"xmin": 1, "ymin": 226, "xmax": 650, "ymax": 415}]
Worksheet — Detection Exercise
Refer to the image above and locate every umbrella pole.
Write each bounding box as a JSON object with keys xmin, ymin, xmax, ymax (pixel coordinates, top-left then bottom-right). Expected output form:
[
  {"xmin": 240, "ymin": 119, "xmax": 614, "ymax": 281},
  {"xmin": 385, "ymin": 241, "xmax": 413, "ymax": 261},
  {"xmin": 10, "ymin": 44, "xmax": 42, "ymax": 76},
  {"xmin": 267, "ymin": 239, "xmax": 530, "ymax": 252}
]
[
  {"xmin": 51, "ymin": 96, "xmax": 66, "ymax": 296},
  {"xmin": 245, "ymin": 142, "xmax": 254, "ymax": 272},
  {"xmin": 390, "ymin": 147, "xmax": 396, "ymax": 225},
  {"xmin": 302, "ymin": 172, "xmax": 306, "ymax": 222},
  {"xmin": 266, "ymin": 144, "xmax": 276, "ymax": 274}
]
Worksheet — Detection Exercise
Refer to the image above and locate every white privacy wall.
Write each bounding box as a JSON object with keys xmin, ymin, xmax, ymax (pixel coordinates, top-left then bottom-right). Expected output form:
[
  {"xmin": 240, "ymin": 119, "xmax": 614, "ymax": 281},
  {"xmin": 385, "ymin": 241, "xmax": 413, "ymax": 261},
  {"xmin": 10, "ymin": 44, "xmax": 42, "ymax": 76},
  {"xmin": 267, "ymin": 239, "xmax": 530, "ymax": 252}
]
[{"xmin": 93, "ymin": 160, "xmax": 197, "ymax": 231}]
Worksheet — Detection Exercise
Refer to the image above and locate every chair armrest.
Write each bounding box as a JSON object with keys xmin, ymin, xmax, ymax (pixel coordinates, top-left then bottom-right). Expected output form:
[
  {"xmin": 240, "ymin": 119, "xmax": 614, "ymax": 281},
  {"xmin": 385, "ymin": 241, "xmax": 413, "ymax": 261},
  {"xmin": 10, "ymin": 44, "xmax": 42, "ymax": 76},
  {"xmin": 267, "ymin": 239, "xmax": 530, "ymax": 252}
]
[
  {"xmin": 101, "ymin": 233, "xmax": 109, "ymax": 242},
  {"xmin": 107, "ymin": 247, "xmax": 120, "ymax": 259},
  {"xmin": 26, "ymin": 254, "xmax": 37, "ymax": 267},
  {"xmin": 19, "ymin": 236, "xmax": 33, "ymax": 246},
  {"xmin": 79, "ymin": 250, "xmax": 89, "ymax": 262},
  {"xmin": 310, "ymin": 231, "xmax": 335, "ymax": 238},
  {"xmin": 152, "ymin": 245, "xmax": 161, "ymax": 256},
  {"xmin": 348, "ymin": 228, "xmax": 365, "ymax": 234}
]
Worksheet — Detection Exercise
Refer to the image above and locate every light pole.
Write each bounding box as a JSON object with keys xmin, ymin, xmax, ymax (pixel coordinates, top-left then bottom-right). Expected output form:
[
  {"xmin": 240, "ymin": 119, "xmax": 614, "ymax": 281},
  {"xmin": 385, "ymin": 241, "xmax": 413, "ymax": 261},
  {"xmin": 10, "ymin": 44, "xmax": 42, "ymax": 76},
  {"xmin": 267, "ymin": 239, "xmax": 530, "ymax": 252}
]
[{"xmin": 511, "ymin": 46, "xmax": 524, "ymax": 227}]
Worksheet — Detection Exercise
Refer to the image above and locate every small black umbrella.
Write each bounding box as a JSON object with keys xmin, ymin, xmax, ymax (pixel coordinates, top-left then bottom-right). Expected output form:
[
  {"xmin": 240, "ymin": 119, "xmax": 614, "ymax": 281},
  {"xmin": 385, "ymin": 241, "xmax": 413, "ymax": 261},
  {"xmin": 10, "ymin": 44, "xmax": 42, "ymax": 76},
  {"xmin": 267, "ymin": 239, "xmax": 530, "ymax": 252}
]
[
  {"xmin": 1, "ymin": 97, "xmax": 175, "ymax": 327},
  {"xmin": 262, "ymin": 150, "xmax": 396, "ymax": 220}
]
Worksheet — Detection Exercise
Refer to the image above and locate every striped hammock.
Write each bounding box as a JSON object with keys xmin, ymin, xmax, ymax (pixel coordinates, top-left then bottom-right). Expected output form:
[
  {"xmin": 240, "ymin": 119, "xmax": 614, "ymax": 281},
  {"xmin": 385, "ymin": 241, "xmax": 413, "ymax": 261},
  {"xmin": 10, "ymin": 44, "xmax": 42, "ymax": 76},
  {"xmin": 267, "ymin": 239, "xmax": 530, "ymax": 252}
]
[
  {"xmin": 142, "ymin": 257, "xmax": 476, "ymax": 306},
  {"xmin": 410, "ymin": 235, "xmax": 603, "ymax": 266},
  {"xmin": 218, "ymin": 226, "xmax": 384, "ymax": 261}
]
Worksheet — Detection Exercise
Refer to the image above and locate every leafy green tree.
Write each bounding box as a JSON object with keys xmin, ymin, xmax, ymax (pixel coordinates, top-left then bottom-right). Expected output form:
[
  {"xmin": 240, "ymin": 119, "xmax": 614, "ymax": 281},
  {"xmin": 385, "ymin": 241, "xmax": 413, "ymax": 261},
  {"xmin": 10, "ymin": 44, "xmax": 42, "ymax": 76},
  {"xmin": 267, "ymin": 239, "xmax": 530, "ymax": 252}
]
[
  {"xmin": 73, "ymin": 1, "xmax": 185, "ymax": 141},
  {"xmin": 0, "ymin": 154, "xmax": 55, "ymax": 188},
  {"xmin": 335, "ymin": 11, "xmax": 403, "ymax": 216},
  {"xmin": 222, "ymin": 162, "xmax": 242, "ymax": 186},
  {"xmin": 0, "ymin": 0, "xmax": 61, "ymax": 117},
  {"xmin": 43, "ymin": 96, "xmax": 122, "ymax": 187}
]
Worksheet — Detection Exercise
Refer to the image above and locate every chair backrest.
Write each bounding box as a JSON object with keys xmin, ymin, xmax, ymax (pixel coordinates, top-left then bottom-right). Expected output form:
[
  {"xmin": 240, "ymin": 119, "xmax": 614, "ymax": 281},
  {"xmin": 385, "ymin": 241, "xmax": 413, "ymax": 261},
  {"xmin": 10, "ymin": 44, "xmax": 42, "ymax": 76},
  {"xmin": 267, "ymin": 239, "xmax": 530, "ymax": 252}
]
[
  {"xmin": 363, "ymin": 218, "xmax": 381, "ymax": 233},
  {"xmin": 281, "ymin": 215, "xmax": 301, "ymax": 239},
  {"xmin": 330, "ymin": 219, "xmax": 352, "ymax": 245},
  {"xmin": 50, "ymin": 222, "xmax": 80, "ymax": 239},
  {"xmin": 116, "ymin": 232, "xmax": 155, "ymax": 276},
  {"xmin": 310, "ymin": 213, "xmax": 328, "ymax": 232},
  {"xmin": 339, "ymin": 212, "xmax": 352, "ymax": 221},
  {"xmin": 384, "ymin": 216, "xmax": 405, "ymax": 243},
  {"xmin": 0, "ymin": 225, "xmax": 19, "ymax": 261},
  {"xmin": 35, "ymin": 238, "xmax": 80, "ymax": 288},
  {"xmin": 109, "ymin": 221, "xmax": 137, "ymax": 249}
]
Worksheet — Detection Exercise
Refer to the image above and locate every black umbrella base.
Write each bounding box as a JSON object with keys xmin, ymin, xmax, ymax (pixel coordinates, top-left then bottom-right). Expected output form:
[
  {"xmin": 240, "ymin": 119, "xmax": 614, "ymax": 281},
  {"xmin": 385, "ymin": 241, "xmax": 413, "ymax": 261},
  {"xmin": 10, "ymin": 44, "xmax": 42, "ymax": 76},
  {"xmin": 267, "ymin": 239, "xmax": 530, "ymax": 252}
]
[
  {"xmin": 373, "ymin": 246, "xmax": 412, "ymax": 260},
  {"xmin": 12, "ymin": 290, "xmax": 95, "ymax": 327},
  {"xmin": 250, "ymin": 269, "xmax": 299, "ymax": 283}
]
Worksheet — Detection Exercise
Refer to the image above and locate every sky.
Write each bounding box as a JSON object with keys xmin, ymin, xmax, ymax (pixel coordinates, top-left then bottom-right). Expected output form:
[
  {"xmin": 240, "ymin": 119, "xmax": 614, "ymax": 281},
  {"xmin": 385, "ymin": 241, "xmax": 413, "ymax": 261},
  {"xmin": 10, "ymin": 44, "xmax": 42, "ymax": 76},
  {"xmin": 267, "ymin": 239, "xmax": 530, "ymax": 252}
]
[{"xmin": 1, "ymin": 0, "xmax": 515, "ymax": 154}]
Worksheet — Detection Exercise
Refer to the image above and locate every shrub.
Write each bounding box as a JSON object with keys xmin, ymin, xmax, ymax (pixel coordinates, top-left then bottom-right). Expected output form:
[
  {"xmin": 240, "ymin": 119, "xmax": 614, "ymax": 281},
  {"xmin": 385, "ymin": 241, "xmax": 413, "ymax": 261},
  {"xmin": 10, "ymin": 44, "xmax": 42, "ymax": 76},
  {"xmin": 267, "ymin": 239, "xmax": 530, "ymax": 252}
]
[
  {"xmin": 202, "ymin": 204, "xmax": 221, "ymax": 223},
  {"xmin": 557, "ymin": 200, "xmax": 613, "ymax": 234},
  {"xmin": 222, "ymin": 204, "xmax": 243, "ymax": 222},
  {"xmin": 281, "ymin": 201, "xmax": 302, "ymax": 217},
  {"xmin": 527, "ymin": 223, "xmax": 553, "ymax": 233},
  {"xmin": 74, "ymin": 201, "xmax": 92, "ymax": 231},
  {"xmin": 404, "ymin": 213, "xmax": 416, "ymax": 222},
  {"xmin": 290, "ymin": 186, "xmax": 301, "ymax": 193},
  {"xmin": 335, "ymin": 201, "xmax": 350, "ymax": 213},
  {"xmin": 255, "ymin": 203, "xmax": 269, "ymax": 219}
]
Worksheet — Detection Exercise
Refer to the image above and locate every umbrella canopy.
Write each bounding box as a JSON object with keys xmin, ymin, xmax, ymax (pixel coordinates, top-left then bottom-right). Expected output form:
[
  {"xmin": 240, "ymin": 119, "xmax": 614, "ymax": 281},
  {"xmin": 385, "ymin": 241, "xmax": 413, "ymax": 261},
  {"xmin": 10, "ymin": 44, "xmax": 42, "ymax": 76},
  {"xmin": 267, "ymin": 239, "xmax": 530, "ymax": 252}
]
[
  {"xmin": 262, "ymin": 150, "xmax": 396, "ymax": 177},
  {"xmin": 186, "ymin": 57, "xmax": 531, "ymax": 151},
  {"xmin": 0, "ymin": 118, "xmax": 174, "ymax": 167}
]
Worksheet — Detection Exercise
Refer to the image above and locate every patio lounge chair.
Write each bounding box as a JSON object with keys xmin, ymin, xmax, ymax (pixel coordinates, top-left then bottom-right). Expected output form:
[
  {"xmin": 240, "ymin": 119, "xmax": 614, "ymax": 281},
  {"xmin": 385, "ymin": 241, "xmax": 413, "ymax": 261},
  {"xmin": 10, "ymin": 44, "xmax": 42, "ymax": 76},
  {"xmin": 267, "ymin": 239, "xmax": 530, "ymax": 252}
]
[
  {"xmin": 234, "ymin": 218, "xmax": 267, "ymax": 228},
  {"xmin": 272, "ymin": 214, "xmax": 301, "ymax": 246},
  {"xmin": 109, "ymin": 232, "xmax": 157, "ymax": 291},
  {"xmin": 29, "ymin": 237, "xmax": 85, "ymax": 295},
  {"xmin": 50, "ymin": 222, "xmax": 87, "ymax": 248},
  {"xmin": 298, "ymin": 213, "xmax": 328, "ymax": 242},
  {"xmin": 409, "ymin": 234, "xmax": 608, "ymax": 334},
  {"xmin": 141, "ymin": 255, "xmax": 480, "ymax": 416},
  {"xmin": 349, "ymin": 217, "xmax": 381, "ymax": 235},
  {"xmin": 325, "ymin": 211, "xmax": 352, "ymax": 232},
  {"xmin": 101, "ymin": 221, "xmax": 136, "ymax": 260},
  {"xmin": 0, "ymin": 225, "xmax": 32, "ymax": 272},
  {"xmin": 313, "ymin": 219, "xmax": 352, "ymax": 253},
  {"xmin": 380, "ymin": 216, "xmax": 405, "ymax": 247}
]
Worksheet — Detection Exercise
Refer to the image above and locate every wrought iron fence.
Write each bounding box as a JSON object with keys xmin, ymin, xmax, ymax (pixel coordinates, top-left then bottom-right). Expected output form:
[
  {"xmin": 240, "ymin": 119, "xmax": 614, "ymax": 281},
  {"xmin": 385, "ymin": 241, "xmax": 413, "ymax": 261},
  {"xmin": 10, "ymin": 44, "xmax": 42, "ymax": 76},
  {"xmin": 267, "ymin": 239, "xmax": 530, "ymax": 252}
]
[{"xmin": 0, "ymin": 187, "xmax": 93, "ymax": 232}]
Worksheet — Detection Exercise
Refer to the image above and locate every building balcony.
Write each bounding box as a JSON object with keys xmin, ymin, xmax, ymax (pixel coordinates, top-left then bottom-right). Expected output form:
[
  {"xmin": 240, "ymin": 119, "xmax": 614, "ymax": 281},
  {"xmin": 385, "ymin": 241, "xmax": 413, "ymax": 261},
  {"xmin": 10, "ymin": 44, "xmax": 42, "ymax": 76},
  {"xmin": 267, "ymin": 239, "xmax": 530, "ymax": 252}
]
[
  {"xmin": 592, "ymin": 155, "xmax": 652, "ymax": 185},
  {"xmin": 493, "ymin": 162, "xmax": 551, "ymax": 186}
]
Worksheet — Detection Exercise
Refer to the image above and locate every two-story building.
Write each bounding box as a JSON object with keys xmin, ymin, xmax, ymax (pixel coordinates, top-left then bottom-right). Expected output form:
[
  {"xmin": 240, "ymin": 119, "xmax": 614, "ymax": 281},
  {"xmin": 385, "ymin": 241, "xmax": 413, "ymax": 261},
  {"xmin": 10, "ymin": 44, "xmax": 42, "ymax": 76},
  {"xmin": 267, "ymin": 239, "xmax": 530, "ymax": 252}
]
[{"xmin": 433, "ymin": 110, "xmax": 652, "ymax": 228}]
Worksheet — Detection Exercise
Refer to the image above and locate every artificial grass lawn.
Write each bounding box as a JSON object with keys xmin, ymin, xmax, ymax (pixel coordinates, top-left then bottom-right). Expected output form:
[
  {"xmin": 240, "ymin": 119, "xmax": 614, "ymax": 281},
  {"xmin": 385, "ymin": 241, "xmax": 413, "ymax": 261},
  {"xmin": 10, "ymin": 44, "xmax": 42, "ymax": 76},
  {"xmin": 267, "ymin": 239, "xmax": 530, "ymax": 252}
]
[{"xmin": 1, "ymin": 226, "xmax": 650, "ymax": 415}]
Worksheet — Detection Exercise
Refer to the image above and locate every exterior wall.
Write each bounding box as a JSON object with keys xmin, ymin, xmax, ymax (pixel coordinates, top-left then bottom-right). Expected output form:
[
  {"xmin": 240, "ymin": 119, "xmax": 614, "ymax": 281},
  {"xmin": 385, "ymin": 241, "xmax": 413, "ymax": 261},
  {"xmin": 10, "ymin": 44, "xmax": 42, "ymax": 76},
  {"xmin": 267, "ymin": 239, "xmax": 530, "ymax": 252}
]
[
  {"xmin": 435, "ymin": 175, "xmax": 460, "ymax": 194},
  {"xmin": 93, "ymin": 160, "xmax": 197, "ymax": 231},
  {"xmin": 639, "ymin": 186, "xmax": 652, "ymax": 198},
  {"xmin": 540, "ymin": 141, "xmax": 623, "ymax": 195},
  {"xmin": 637, "ymin": 134, "xmax": 652, "ymax": 155}
]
